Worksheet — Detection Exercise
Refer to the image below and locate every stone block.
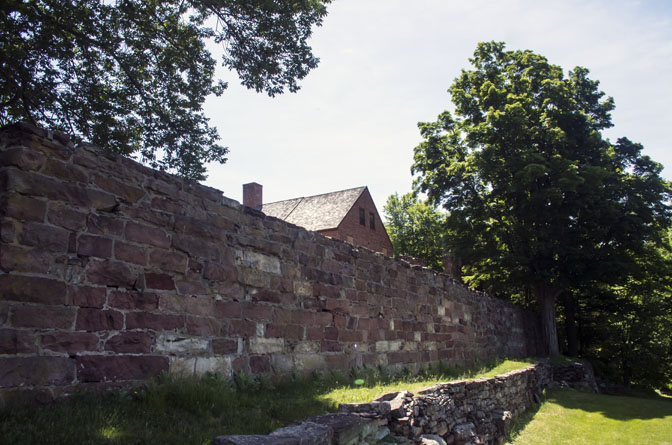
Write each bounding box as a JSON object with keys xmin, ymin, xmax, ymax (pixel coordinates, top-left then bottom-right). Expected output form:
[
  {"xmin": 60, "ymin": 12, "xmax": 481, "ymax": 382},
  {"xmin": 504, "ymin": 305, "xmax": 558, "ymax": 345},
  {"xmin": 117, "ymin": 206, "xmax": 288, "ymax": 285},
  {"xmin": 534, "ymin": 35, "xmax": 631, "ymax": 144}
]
[
  {"xmin": 76, "ymin": 355, "xmax": 168, "ymax": 382},
  {"xmin": 40, "ymin": 332, "xmax": 99, "ymax": 354},
  {"xmin": 108, "ymin": 290, "xmax": 158, "ymax": 310},
  {"xmin": 104, "ymin": 332, "xmax": 154, "ymax": 353},
  {"xmin": 0, "ymin": 244, "xmax": 51, "ymax": 274},
  {"xmin": 70, "ymin": 286, "xmax": 106, "ymax": 308},
  {"xmin": 47, "ymin": 204, "xmax": 87, "ymax": 231},
  {"xmin": 194, "ymin": 356, "xmax": 232, "ymax": 376},
  {"xmin": 149, "ymin": 249, "xmax": 188, "ymax": 274},
  {"xmin": 20, "ymin": 222, "xmax": 69, "ymax": 252},
  {"xmin": 93, "ymin": 174, "xmax": 145, "ymax": 203},
  {"xmin": 213, "ymin": 436, "xmax": 299, "ymax": 445},
  {"xmin": 213, "ymin": 338, "xmax": 239, "ymax": 355},
  {"xmin": 142, "ymin": 273, "xmax": 175, "ymax": 291},
  {"xmin": 114, "ymin": 241, "xmax": 148, "ymax": 265},
  {"xmin": 0, "ymin": 357, "xmax": 75, "ymax": 387},
  {"xmin": 87, "ymin": 213, "xmax": 124, "ymax": 236},
  {"xmin": 125, "ymin": 312, "xmax": 184, "ymax": 331},
  {"xmin": 86, "ymin": 259, "xmax": 136, "ymax": 288},
  {"xmin": 294, "ymin": 353, "xmax": 327, "ymax": 374},
  {"xmin": 249, "ymin": 355, "xmax": 271, "ymax": 373},
  {"xmin": 125, "ymin": 221, "xmax": 171, "ymax": 248},
  {"xmin": 248, "ymin": 337, "xmax": 284, "ymax": 354},
  {"xmin": 215, "ymin": 300, "xmax": 242, "ymax": 319},
  {"xmin": 155, "ymin": 333, "xmax": 209, "ymax": 355},
  {"xmin": 0, "ymin": 329, "xmax": 37, "ymax": 354},
  {"xmin": 76, "ymin": 308, "xmax": 123, "ymax": 331},
  {"xmin": 0, "ymin": 146, "xmax": 46, "ymax": 171},
  {"xmin": 235, "ymin": 250, "xmax": 281, "ymax": 275},
  {"xmin": 270, "ymin": 421, "xmax": 333, "ymax": 444},
  {"xmin": 1, "ymin": 193, "xmax": 46, "ymax": 222},
  {"xmin": 11, "ymin": 304, "xmax": 76, "ymax": 329},
  {"xmin": 77, "ymin": 234, "xmax": 113, "ymax": 258},
  {"xmin": 186, "ymin": 316, "xmax": 222, "ymax": 336}
]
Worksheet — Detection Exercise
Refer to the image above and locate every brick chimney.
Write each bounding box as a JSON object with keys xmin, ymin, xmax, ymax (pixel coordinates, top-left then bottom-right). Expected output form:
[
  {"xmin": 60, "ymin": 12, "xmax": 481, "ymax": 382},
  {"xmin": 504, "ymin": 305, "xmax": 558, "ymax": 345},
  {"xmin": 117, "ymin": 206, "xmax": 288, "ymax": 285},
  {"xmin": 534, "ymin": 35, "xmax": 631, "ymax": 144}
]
[{"xmin": 243, "ymin": 182, "xmax": 263, "ymax": 210}]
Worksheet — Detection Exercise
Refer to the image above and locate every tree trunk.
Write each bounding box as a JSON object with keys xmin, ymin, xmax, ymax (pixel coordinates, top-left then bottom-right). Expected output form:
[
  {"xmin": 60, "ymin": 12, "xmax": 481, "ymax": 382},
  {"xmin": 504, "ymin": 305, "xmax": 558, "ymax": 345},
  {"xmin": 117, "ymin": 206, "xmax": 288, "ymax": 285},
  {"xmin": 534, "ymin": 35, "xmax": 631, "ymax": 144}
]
[
  {"xmin": 537, "ymin": 284, "xmax": 560, "ymax": 356},
  {"xmin": 563, "ymin": 292, "xmax": 578, "ymax": 357}
]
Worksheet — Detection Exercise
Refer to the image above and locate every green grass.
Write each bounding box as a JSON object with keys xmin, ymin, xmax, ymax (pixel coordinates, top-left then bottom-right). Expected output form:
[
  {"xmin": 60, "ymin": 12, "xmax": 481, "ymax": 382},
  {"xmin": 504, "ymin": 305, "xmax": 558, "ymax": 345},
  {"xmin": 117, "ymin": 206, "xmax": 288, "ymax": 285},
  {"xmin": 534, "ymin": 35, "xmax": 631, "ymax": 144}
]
[
  {"xmin": 511, "ymin": 389, "xmax": 672, "ymax": 444},
  {"xmin": 0, "ymin": 358, "xmax": 536, "ymax": 445}
]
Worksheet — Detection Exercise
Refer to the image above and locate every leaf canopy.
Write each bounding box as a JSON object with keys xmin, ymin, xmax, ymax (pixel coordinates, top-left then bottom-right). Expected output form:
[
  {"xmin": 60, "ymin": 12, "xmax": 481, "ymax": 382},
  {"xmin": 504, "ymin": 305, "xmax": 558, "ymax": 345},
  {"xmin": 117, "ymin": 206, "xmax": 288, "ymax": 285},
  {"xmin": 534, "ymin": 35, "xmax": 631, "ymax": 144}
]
[{"xmin": 0, "ymin": 0, "xmax": 331, "ymax": 179}]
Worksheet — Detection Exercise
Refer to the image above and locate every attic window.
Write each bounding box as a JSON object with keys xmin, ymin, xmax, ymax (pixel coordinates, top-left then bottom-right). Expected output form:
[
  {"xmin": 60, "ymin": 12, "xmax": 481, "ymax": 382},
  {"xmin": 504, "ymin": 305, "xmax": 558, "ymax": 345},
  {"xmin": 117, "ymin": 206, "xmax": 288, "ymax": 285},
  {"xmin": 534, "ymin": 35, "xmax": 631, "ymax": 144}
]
[
  {"xmin": 369, "ymin": 212, "xmax": 375, "ymax": 230},
  {"xmin": 359, "ymin": 208, "xmax": 365, "ymax": 225}
]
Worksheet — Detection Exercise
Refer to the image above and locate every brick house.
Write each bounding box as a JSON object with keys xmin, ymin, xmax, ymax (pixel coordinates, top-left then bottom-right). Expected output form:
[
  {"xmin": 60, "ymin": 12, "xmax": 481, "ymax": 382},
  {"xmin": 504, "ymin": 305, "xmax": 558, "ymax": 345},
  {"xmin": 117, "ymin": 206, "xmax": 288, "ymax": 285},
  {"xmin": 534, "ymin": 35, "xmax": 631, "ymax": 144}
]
[{"xmin": 243, "ymin": 183, "xmax": 393, "ymax": 256}]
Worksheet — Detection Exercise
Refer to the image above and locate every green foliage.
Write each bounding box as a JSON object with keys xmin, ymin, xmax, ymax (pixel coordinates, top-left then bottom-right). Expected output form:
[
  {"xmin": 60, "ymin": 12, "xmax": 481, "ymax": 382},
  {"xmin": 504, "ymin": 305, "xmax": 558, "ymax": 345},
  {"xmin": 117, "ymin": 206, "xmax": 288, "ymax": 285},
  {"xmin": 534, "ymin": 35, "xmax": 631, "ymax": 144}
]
[
  {"xmin": 0, "ymin": 0, "xmax": 331, "ymax": 179},
  {"xmin": 411, "ymin": 41, "xmax": 672, "ymax": 355},
  {"xmin": 384, "ymin": 192, "xmax": 447, "ymax": 271},
  {"xmin": 581, "ymin": 239, "xmax": 672, "ymax": 388}
]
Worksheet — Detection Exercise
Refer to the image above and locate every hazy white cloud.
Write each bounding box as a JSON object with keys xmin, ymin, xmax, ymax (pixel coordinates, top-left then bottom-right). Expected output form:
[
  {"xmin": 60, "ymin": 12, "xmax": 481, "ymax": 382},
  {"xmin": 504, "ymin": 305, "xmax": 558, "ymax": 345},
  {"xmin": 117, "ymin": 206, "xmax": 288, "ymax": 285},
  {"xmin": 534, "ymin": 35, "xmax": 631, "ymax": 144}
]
[{"xmin": 203, "ymin": 0, "xmax": 672, "ymax": 209}]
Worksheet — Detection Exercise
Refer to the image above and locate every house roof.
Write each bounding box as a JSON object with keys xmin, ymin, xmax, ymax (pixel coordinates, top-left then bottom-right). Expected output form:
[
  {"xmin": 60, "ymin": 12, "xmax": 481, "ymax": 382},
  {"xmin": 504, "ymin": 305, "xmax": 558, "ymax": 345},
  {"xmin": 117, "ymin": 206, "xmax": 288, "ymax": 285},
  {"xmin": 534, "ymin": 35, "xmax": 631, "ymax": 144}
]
[{"xmin": 262, "ymin": 186, "xmax": 366, "ymax": 231}]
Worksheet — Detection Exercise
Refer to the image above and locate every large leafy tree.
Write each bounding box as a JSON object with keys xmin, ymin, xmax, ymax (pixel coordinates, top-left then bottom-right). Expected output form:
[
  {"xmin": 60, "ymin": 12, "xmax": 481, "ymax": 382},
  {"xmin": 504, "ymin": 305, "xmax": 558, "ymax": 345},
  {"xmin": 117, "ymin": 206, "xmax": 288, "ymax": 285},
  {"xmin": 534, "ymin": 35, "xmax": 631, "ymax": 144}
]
[
  {"xmin": 412, "ymin": 42, "xmax": 672, "ymax": 355},
  {"xmin": 384, "ymin": 192, "xmax": 446, "ymax": 272},
  {"xmin": 1, "ymin": 0, "xmax": 331, "ymax": 179}
]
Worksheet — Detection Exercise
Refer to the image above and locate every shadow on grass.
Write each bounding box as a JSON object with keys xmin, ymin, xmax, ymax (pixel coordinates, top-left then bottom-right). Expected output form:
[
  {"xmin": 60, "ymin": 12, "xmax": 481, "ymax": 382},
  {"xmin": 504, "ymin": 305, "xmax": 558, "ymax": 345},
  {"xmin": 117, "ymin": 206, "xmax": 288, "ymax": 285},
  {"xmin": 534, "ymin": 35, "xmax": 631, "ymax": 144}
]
[
  {"xmin": 545, "ymin": 388, "xmax": 672, "ymax": 421},
  {"xmin": 0, "ymin": 358, "xmax": 538, "ymax": 445},
  {"xmin": 506, "ymin": 395, "xmax": 543, "ymax": 444}
]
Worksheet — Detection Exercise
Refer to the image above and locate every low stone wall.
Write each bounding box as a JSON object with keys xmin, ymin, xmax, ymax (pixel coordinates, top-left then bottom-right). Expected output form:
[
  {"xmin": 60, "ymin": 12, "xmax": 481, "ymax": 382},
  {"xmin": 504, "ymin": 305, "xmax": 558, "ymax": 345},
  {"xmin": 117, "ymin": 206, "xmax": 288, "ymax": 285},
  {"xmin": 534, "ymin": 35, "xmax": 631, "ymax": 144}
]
[
  {"xmin": 551, "ymin": 361, "xmax": 598, "ymax": 393},
  {"xmin": 214, "ymin": 361, "xmax": 552, "ymax": 445}
]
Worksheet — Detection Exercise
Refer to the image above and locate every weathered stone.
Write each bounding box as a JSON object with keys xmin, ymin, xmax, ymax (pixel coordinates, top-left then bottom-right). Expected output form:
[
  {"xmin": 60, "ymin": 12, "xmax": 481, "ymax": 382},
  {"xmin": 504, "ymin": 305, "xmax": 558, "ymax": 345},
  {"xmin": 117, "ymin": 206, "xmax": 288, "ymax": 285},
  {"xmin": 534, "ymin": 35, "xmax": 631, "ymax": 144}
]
[
  {"xmin": 249, "ymin": 337, "xmax": 284, "ymax": 354},
  {"xmin": 86, "ymin": 260, "xmax": 135, "ymax": 288},
  {"xmin": 108, "ymin": 290, "xmax": 158, "ymax": 310},
  {"xmin": 20, "ymin": 222, "xmax": 69, "ymax": 252},
  {"xmin": 1, "ymin": 193, "xmax": 47, "ymax": 222},
  {"xmin": 0, "ymin": 329, "xmax": 37, "ymax": 354},
  {"xmin": 114, "ymin": 241, "xmax": 148, "ymax": 265},
  {"xmin": 125, "ymin": 312, "xmax": 184, "ymax": 331},
  {"xmin": 304, "ymin": 414, "xmax": 377, "ymax": 445},
  {"xmin": 74, "ymin": 308, "xmax": 121, "ymax": 333},
  {"xmin": 213, "ymin": 436, "xmax": 299, "ymax": 445},
  {"xmin": 11, "ymin": 304, "xmax": 76, "ymax": 329},
  {"xmin": 235, "ymin": 250, "xmax": 281, "ymax": 274},
  {"xmin": 149, "ymin": 249, "xmax": 188, "ymax": 274},
  {"xmin": 76, "ymin": 355, "xmax": 168, "ymax": 382},
  {"xmin": 77, "ymin": 234, "xmax": 113, "ymax": 258},
  {"xmin": 41, "ymin": 332, "xmax": 99, "ymax": 354},
  {"xmin": 194, "ymin": 356, "xmax": 232, "ymax": 376},
  {"xmin": 142, "ymin": 273, "xmax": 175, "ymax": 291},
  {"xmin": 421, "ymin": 434, "xmax": 447, "ymax": 445},
  {"xmin": 0, "ymin": 357, "xmax": 75, "ymax": 387},
  {"xmin": 269, "ymin": 421, "xmax": 333, "ymax": 445},
  {"xmin": 105, "ymin": 332, "xmax": 153, "ymax": 353},
  {"xmin": 155, "ymin": 333, "xmax": 209, "ymax": 355},
  {"xmin": 0, "ymin": 244, "xmax": 51, "ymax": 273},
  {"xmin": 125, "ymin": 221, "xmax": 171, "ymax": 248}
]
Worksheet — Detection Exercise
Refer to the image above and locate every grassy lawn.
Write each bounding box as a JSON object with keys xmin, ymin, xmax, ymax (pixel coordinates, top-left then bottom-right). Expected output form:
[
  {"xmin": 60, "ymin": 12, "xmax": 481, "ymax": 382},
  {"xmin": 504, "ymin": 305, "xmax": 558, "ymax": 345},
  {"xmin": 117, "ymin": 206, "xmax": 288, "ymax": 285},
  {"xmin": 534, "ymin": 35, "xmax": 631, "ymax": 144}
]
[
  {"xmin": 511, "ymin": 389, "xmax": 672, "ymax": 445},
  {"xmin": 0, "ymin": 358, "xmax": 536, "ymax": 445}
]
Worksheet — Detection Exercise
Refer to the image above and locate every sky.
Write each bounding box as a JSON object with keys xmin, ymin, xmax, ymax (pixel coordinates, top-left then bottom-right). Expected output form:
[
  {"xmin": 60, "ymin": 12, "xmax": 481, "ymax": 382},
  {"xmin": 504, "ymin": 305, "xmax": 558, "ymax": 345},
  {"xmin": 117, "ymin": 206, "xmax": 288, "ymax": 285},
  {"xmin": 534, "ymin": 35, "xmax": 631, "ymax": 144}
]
[{"xmin": 202, "ymin": 0, "xmax": 672, "ymax": 213}]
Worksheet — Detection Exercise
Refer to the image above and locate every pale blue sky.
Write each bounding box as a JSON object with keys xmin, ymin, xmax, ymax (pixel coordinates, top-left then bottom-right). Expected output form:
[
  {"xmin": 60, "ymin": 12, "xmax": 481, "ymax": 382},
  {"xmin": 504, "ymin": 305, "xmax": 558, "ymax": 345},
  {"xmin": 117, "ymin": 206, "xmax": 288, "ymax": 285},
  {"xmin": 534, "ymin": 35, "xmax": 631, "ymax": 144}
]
[{"xmin": 203, "ymin": 0, "xmax": 672, "ymax": 212}]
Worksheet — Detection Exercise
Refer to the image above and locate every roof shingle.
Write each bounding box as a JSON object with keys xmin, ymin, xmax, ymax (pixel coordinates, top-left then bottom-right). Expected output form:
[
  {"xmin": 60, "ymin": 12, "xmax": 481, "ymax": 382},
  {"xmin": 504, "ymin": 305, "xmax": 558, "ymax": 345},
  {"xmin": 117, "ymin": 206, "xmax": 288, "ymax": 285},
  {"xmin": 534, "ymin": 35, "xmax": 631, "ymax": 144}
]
[{"xmin": 262, "ymin": 186, "xmax": 366, "ymax": 231}]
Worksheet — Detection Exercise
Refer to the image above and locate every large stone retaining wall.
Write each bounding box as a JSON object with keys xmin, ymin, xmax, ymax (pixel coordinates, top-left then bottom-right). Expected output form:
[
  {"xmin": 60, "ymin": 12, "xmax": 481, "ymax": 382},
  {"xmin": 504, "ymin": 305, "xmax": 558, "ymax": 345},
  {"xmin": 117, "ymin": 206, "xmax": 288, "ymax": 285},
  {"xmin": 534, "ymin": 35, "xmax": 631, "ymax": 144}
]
[{"xmin": 0, "ymin": 123, "xmax": 541, "ymax": 405}]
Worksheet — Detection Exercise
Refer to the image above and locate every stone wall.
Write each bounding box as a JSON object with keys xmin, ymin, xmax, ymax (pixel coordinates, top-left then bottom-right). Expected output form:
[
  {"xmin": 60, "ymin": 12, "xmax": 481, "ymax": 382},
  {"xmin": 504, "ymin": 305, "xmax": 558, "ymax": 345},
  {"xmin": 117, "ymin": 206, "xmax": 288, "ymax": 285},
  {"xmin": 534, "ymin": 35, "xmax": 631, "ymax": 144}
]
[
  {"xmin": 0, "ymin": 123, "xmax": 541, "ymax": 405},
  {"xmin": 214, "ymin": 361, "xmax": 552, "ymax": 445}
]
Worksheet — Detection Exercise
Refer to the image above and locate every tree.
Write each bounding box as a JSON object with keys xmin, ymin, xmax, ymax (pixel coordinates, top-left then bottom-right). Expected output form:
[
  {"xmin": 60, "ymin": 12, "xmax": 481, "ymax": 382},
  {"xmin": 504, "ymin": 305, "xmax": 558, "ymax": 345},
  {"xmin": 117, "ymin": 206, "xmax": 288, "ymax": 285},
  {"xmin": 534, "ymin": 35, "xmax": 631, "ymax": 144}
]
[
  {"xmin": 1, "ymin": 0, "xmax": 331, "ymax": 179},
  {"xmin": 412, "ymin": 42, "xmax": 672, "ymax": 356},
  {"xmin": 384, "ymin": 192, "xmax": 447, "ymax": 272}
]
